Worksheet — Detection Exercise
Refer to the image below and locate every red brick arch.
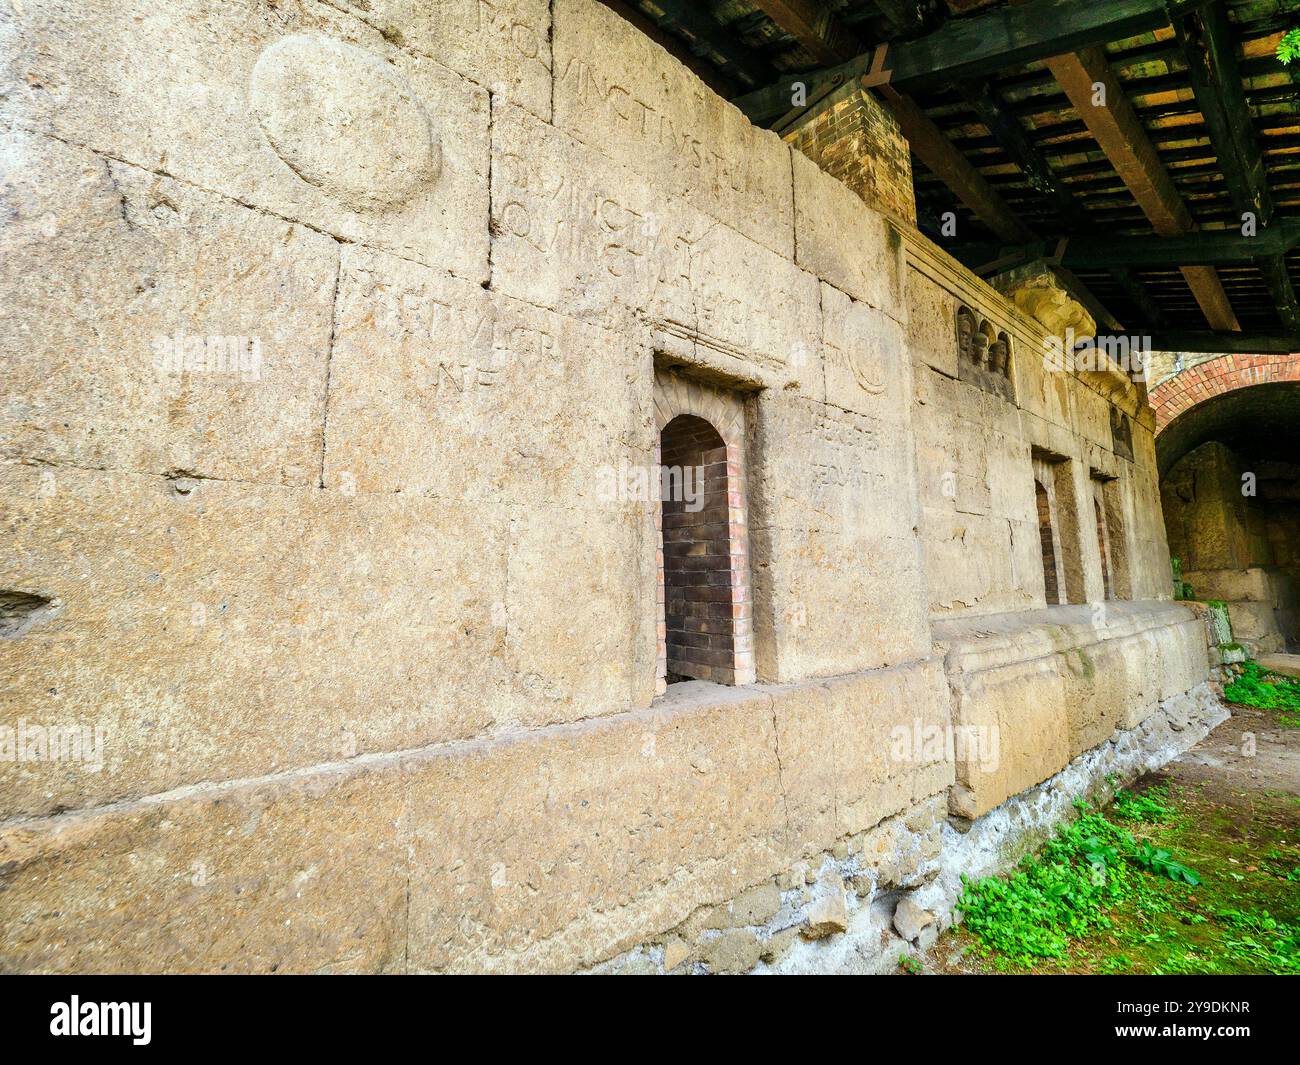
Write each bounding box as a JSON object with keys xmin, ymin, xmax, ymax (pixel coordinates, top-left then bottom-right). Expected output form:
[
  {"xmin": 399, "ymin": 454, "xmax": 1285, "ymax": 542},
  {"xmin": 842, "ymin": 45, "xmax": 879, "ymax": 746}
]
[{"xmin": 1152, "ymin": 354, "xmax": 1300, "ymax": 433}]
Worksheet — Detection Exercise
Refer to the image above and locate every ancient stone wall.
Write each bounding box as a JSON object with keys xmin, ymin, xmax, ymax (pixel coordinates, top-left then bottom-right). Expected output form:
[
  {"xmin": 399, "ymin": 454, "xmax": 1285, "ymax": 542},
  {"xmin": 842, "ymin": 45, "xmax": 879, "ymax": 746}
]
[
  {"xmin": 1163, "ymin": 442, "xmax": 1300, "ymax": 653},
  {"xmin": 0, "ymin": 0, "xmax": 1210, "ymax": 973},
  {"xmin": 905, "ymin": 240, "xmax": 1172, "ymax": 620}
]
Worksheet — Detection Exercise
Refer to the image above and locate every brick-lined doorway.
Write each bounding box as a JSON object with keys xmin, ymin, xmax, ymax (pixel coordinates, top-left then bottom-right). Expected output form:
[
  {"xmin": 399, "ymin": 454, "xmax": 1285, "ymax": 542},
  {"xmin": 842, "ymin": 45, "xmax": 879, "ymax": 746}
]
[
  {"xmin": 1094, "ymin": 498, "xmax": 1112, "ymax": 600},
  {"xmin": 1035, "ymin": 479, "xmax": 1060, "ymax": 605},
  {"xmin": 653, "ymin": 371, "xmax": 755, "ymax": 691},
  {"xmin": 660, "ymin": 415, "xmax": 737, "ymax": 684}
]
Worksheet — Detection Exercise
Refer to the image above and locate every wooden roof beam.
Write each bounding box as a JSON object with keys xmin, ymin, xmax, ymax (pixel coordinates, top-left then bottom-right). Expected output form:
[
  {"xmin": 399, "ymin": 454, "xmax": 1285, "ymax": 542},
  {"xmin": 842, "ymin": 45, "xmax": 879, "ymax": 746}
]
[
  {"xmin": 1044, "ymin": 46, "xmax": 1240, "ymax": 332},
  {"xmin": 1143, "ymin": 331, "xmax": 1300, "ymax": 354},
  {"xmin": 949, "ymin": 220, "xmax": 1300, "ymax": 268},
  {"xmin": 880, "ymin": 86, "xmax": 1036, "ymax": 243},
  {"xmin": 745, "ymin": 0, "xmax": 853, "ymax": 65},
  {"xmin": 750, "ymin": 1, "xmax": 1034, "ymax": 243},
  {"xmin": 957, "ymin": 79, "xmax": 1088, "ymax": 228},
  {"xmin": 1172, "ymin": 1, "xmax": 1300, "ymax": 334},
  {"xmin": 734, "ymin": 0, "xmax": 1207, "ymax": 125}
]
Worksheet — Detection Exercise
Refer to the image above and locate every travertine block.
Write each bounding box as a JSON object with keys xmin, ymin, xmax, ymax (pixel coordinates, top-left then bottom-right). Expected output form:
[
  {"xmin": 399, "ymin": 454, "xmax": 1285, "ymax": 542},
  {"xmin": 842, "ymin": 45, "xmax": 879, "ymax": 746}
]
[
  {"xmin": 792, "ymin": 151, "xmax": 904, "ymax": 318},
  {"xmin": 0, "ymin": 130, "xmax": 338, "ymax": 485},
  {"xmin": 0, "ymin": 463, "xmax": 512, "ymax": 816},
  {"xmin": 491, "ymin": 103, "xmax": 818, "ymax": 388},
  {"xmin": 905, "ymin": 271, "xmax": 960, "ymax": 379},
  {"xmin": 2, "ymin": 0, "xmax": 489, "ymax": 280},
  {"xmin": 938, "ymin": 602, "xmax": 1208, "ymax": 817},
  {"xmin": 551, "ymin": 0, "xmax": 794, "ymax": 259},
  {"xmin": 403, "ymin": 685, "xmax": 788, "ymax": 972},
  {"xmin": 325, "ymin": 0, "xmax": 553, "ymax": 119},
  {"xmin": 323, "ymin": 246, "xmax": 652, "ymax": 506},
  {"xmin": 0, "ymin": 759, "xmax": 408, "ymax": 974},
  {"xmin": 503, "ymin": 502, "xmax": 659, "ymax": 722},
  {"xmin": 819, "ymin": 282, "xmax": 906, "ymax": 416},
  {"xmin": 748, "ymin": 392, "xmax": 929, "ymax": 679},
  {"xmin": 947, "ymin": 655, "xmax": 1070, "ymax": 820}
]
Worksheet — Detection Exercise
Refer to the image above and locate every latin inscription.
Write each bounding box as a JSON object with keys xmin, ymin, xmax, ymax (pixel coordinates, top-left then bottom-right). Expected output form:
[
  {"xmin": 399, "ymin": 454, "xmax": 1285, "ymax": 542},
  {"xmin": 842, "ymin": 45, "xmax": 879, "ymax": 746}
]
[{"xmin": 557, "ymin": 56, "xmax": 750, "ymax": 199}]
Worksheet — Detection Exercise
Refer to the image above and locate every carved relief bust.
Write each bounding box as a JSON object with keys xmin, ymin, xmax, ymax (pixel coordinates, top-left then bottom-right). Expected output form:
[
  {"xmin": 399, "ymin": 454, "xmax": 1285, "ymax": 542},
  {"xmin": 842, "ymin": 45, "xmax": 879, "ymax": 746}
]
[
  {"xmin": 956, "ymin": 306, "xmax": 1014, "ymax": 401},
  {"xmin": 956, "ymin": 306, "xmax": 976, "ymax": 361},
  {"xmin": 990, "ymin": 332, "xmax": 1010, "ymax": 376}
]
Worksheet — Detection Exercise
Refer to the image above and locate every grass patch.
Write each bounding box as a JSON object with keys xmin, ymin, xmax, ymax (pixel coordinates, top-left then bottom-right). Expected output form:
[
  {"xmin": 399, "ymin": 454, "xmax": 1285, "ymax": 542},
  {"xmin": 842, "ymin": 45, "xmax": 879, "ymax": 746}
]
[
  {"xmin": 952, "ymin": 783, "xmax": 1300, "ymax": 974},
  {"xmin": 1223, "ymin": 661, "xmax": 1300, "ymax": 728}
]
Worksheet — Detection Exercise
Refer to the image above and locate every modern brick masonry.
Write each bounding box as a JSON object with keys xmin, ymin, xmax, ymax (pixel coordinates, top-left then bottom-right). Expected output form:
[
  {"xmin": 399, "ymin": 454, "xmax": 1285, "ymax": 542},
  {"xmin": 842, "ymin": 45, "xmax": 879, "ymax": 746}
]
[{"xmin": 0, "ymin": 0, "xmax": 1220, "ymax": 973}]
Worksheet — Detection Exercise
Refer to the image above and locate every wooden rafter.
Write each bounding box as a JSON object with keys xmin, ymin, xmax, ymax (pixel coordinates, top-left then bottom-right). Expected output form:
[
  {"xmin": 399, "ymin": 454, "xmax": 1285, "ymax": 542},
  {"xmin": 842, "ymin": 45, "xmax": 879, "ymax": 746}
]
[
  {"xmin": 1044, "ymin": 46, "xmax": 1240, "ymax": 333},
  {"xmin": 952, "ymin": 221, "xmax": 1300, "ymax": 269},
  {"xmin": 750, "ymin": 1, "xmax": 1034, "ymax": 243},
  {"xmin": 1144, "ymin": 331, "xmax": 1300, "ymax": 354},
  {"xmin": 628, "ymin": 0, "xmax": 774, "ymax": 88},
  {"xmin": 734, "ymin": 0, "xmax": 1207, "ymax": 124},
  {"xmin": 1172, "ymin": 1, "xmax": 1300, "ymax": 334}
]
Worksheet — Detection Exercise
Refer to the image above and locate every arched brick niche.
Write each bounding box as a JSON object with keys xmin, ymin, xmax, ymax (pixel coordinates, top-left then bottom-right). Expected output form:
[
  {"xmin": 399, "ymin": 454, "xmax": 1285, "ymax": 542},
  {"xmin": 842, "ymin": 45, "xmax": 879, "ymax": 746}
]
[
  {"xmin": 653, "ymin": 372, "xmax": 754, "ymax": 691},
  {"xmin": 1034, "ymin": 478, "xmax": 1060, "ymax": 605},
  {"xmin": 1093, "ymin": 496, "xmax": 1112, "ymax": 600},
  {"xmin": 1151, "ymin": 353, "xmax": 1300, "ymax": 433}
]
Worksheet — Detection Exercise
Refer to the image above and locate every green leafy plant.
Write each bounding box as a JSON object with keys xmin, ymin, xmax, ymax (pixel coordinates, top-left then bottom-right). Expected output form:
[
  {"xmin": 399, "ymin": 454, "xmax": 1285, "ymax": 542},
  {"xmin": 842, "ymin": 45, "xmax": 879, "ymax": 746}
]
[
  {"xmin": 1216, "ymin": 908, "xmax": 1300, "ymax": 975},
  {"xmin": 956, "ymin": 808, "xmax": 1148, "ymax": 962},
  {"xmin": 1279, "ymin": 28, "xmax": 1300, "ymax": 65},
  {"xmin": 1223, "ymin": 660, "xmax": 1300, "ymax": 728},
  {"xmin": 956, "ymin": 801, "xmax": 1207, "ymax": 964},
  {"xmin": 897, "ymin": 952, "xmax": 923, "ymax": 974},
  {"xmin": 1112, "ymin": 786, "xmax": 1172, "ymax": 823},
  {"xmin": 1130, "ymin": 840, "xmax": 1201, "ymax": 885}
]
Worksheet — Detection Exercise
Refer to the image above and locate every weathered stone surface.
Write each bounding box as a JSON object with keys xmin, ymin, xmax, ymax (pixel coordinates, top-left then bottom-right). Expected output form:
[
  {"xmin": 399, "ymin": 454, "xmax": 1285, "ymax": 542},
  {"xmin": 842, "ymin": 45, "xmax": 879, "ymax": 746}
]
[
  {"xmin": 323, "ymin": 245, "xmax": 652, "ymax": 506},
  {"xmin": 0, "ymin": 130, "xmax": 338, "ymax": 485},
  {"xmin": 326, "ymin": 0, "xmax": 553, "ymax": 119},
  {"xmin": 1259, "ymin": 653, "xmax": 1300, "ymax": 679},
  {"xmin": 2, "ymin": 0, "xmax": 490, "ymax": 280},
  {"xmin": 403, "ymin": 684, "xmax": 789, "ymax": 972},
  {"xmin": 998, "ymin": 269, "xmax": 1095, "ymax": 342},
  {"xmin": 892, "ymin": 895, "xmax": 935, "ymax": 944},
  {"xmin": 703, "ymin": 881, "xmax": 781, "ymax": 930},
  {"xmin": 0, "ymin": 462, "xmax": 512, "ymax": 817},
  {"xmin": 491, "ymin": 103, "xmax": 818, "ymax": 389},
  {"xmin": 502, "ymin": 501, "xmax": 659, "ymax": 720},
  {"xmin": 792, "ymin": 151, "xmax": 905, "ymax": 318},
  {"xmin": 802, "ymin": 886, "xmax": 848, "ymax": 939},
  {"xmin": 820, "ymin": 282, "xmax": 905, "ymax": 415},
  {"xmin": 905, "ymin": 270, "xmax": 961, "ymax": 380},
  {"xmin": 0, "ymin": 758, "xmax": 408, "ymax": 974},
  {"xmin": 661, "ymin": 937, "xmax": 692, "ymax": 972},
  {"xmin": 552, "ymin": 0, "xmax": 794, "ymax": 259},
  {"xmin": 748, "ymin": 390, "xmax": 930, "ymax": 680},
  {"xmin": 937, "ymin": 602, "xmax": 1208, "ymax": 818},
  {"xmin": 767, "ymin": 664, "xmax": 953, "ymax": 859},
  {"xmin": 698, "ymin": 929, "xmax": 764, "ymax": 974}
]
